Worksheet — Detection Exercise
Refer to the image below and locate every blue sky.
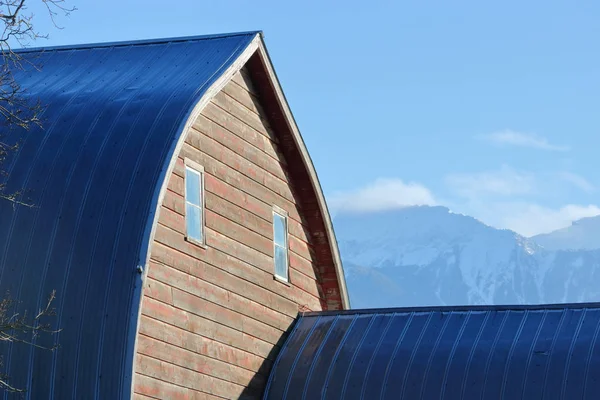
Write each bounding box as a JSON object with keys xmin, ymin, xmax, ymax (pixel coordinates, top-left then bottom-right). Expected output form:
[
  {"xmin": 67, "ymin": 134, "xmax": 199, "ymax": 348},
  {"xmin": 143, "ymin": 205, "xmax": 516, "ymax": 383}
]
[{"xmin": 25, "ymin": 0, "xmax": 600, "ymax": 236}]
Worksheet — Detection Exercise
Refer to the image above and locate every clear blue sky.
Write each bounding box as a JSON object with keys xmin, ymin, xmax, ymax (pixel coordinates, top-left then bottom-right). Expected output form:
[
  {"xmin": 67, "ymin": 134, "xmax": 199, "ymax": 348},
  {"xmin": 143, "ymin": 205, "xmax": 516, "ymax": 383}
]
[{"xmin": 26, "ymin": 0, "xmax": 600, "ymax": 236}]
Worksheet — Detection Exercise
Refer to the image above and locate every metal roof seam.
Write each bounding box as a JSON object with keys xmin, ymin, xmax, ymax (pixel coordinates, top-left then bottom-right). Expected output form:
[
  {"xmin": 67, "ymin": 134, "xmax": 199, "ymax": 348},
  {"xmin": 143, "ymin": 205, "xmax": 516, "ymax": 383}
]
[
  {"xmin": 539, "ymin": 309, "xmax": 570, "ymax": 399},
  {"xmin": 559, "ymin": 309, "xmax": 587, "ymax": 399},
  {"xmin": 339, "ymin": 314, "xmax": 378, "ymax": 399},
  {"xmin": 498, "ymin": 310, "xmax": 530, "ymax": 399},
  {"xmin": 581, "ymin": 311, "xmax": 600, "ymax": 398},
  {"xmin": 264, "ymin": 308, "xmax": 600, "ymax": 399},
  {"xmin": 379, "ymin": 312, "xmax": 414, "ymax": 400},
  {"xmin": 360, "ymin": 312, "xmax": 396, "ymax": 400},
  {"xmin": 0, "ymin": 32, "xmax": 257, "ymax": 398},
  {"xmin": 419, "ymin": 311, "xmax": 455, "ymax": 399},
  {"xmin": 281, "ymin": 316, "xmax": 322, "ymax": 399},
  {"xmin": 320, "ymin": 316, "xmax": 358, "ymax": 400},
  {"xmin": 301, "ymin": 315, "xmax": 340, "ymax": 400}
]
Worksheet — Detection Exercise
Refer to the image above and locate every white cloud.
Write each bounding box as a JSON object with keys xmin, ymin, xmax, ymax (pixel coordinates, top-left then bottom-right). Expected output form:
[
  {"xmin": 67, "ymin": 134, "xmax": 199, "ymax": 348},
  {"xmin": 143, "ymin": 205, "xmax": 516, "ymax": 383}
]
[
  {"xmin": 328, "ymin": 178, "xmax": 436, "ymax": 213},
  {"xmin": 329, "ymin": 172, "xmax": 599, "ymax": 237},
  {"xmin": 558, "ymin": 172, "xmax": 596, "ymax": 193},
  {"xmin": 493, "ymin": 203, "xmax": 600, "ymax": 237},
  {"xmin": 479, "ymin": 130, "xmax": 569, "ymax": 152},
  {"xmin": 445, "ymin": 165, "xmax": 535, "ymax": 198}
]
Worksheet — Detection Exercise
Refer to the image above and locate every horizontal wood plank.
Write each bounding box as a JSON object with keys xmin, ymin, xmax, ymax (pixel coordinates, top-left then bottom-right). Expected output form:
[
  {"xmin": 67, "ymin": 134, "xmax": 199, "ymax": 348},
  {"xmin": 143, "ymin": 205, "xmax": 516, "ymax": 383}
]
[
  {"xmin": 231, "ymin": 69, "xmax": 258, "ymax": 96},
  {"xmin": 148, "ymin": 261, "xmax": 294, "ymax": 331},
  {"xmin": 141, "ymin": 296, "xmax": 277, "ymax": 360},
  {"xmin": 144, "ymin": 277, "xmax": 173, "ymax": 305},
  {"xmin": 201, "ymin": 102, "xmax": 280, "ymax": 161},
  {"xmin": 193, "ymin": 115, "xmax": 287, "ymax": 179},
  {"xmin": 134, "ymin": 373, "xmax": 213, "ymax": 400},
  {"xmin": 205, "ymin": 191, "xmax": 272, "ymax": 240},
  {"xmin": 171, "ymin": 287, "xmax": 284, "ymax": 345},
  {"xmin": 211, "ymin": 91, "xmax": 276, "ymax": 142},
  {"xmin": 139, "ymin": 314, "xmax": 271, "ymax": 374},
  {"xmin": 163, "ymin": 190, "xmax": 185, "ymax": 216},
  {"xmin": 137, "ymin": 334, "xmax": 263, "ymax": 389},
  {"xmin": 151, "ymin": 241, "xmax": 321, "ymax": 313},
  {"xmin": 179, "ymin": 144, "xmax": 304, "ymax": 223},
  {"xmin": 185, "ymin": 130, "xmax": 296, "ymax": 205},
  {"xmin": 204, "ymin": 173, "xmax": 272, "ymax": 221},
  {"xmin": 221, "ymin": 79, "xmax": 266, "ymax": 118},
  {"xmin": 154, "ymin": 223, "xmax": 323, "ymax": 307},
  {"xmin": 158, "ymin": 205, "xmax": 185, "ymax": 233},
  {"xmin": 132, "ymin": 393, "xmax": 156, "ymax": 400},
  {"xmin": 206, "ymin": 210, "xmax": 273, "ymax": 257},
  {"xmin": 136, "ymin": 354, "xmax": 248, "ymax": 399}
]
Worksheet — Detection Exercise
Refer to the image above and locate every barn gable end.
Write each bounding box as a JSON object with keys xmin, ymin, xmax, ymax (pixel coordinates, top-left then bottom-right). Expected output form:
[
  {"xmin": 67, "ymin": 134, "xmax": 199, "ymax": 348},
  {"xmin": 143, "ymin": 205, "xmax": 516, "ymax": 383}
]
[
  {"xmin": 0, "ymin": 31, "xmax": 348, "ymax": 399},
  {"xmin": 134, "ymin": 56, "xmax": 344, "ymax": 398}
]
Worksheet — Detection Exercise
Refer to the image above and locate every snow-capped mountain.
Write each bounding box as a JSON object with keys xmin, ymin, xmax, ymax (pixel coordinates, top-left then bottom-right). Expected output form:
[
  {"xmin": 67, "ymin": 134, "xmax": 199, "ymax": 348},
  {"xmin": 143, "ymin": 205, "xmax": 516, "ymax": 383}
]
[
  {"xmin": 334, "ymin": 206, "xmax": 600, "ymax": 309},
  {"xmin": 532, "ymin": 215, "xmax": 600, "ymax": 251}
]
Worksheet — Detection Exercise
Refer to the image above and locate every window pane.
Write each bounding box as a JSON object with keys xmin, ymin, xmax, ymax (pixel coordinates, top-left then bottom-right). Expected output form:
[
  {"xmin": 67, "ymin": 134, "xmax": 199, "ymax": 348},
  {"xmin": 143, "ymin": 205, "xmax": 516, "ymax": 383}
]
[
  {"xmin": 273, "ymin": 213, "xmax": 286, "ymax": 246},
  {"xmin": 186, "ymin": 203, "xmax": 202, "ymax": 241},
  {"xmin": 185, "ymin": 168, "xmax": 201, "ymax": 206},
  {"xmin": 275, "ymin": 245, "xmax": 288, "ymax": 280}
]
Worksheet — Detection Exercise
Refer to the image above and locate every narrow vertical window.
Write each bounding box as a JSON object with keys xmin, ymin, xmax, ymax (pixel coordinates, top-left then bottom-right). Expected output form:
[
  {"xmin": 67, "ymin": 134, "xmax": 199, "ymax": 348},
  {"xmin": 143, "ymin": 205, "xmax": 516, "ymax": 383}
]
[
  {"xmin": 184, "ymin": 160, "xmax": 204, "ymax": 245},
  {"xmin": 273, "ymin": 207, "xmax": 289, "ymax": 282}
]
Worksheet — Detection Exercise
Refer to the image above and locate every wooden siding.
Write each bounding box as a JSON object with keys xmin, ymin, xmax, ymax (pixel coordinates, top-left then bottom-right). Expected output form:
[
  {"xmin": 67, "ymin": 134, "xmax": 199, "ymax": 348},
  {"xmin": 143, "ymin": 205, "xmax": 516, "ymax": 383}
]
[{"xmin": 134, "ymin": 67, "xmax": 335, "ymax": 399}]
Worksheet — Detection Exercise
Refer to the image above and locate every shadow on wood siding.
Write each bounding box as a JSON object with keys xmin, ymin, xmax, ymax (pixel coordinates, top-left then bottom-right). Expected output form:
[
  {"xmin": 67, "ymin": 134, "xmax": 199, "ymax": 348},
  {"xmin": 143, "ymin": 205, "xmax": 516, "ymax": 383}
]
[{"xmin": 239, "ymin": 318, "xmax": 297, "ymax": 400}]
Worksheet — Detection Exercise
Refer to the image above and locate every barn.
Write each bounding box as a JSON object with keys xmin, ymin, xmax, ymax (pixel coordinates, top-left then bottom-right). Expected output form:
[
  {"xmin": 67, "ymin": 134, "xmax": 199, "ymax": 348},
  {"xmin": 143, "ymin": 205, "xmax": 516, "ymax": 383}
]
[
  {"xmin": 0, "ymin": 31, "xmax": 348, "ymax": 399},
  {"xmin": 1, "ymin": 30, "xmax": 600, "ymax": 400}
]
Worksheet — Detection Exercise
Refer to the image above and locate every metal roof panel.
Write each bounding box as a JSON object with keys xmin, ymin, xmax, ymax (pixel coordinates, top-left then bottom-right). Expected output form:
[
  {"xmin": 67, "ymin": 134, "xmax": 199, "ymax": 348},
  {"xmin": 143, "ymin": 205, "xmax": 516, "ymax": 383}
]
[
  {"xmin": 264, "ymin": 305, "xmax": 600, "ymax": 399},
  {"xmin": 0, "ymin": 32, "xmax": 256, "ymax": 399}
]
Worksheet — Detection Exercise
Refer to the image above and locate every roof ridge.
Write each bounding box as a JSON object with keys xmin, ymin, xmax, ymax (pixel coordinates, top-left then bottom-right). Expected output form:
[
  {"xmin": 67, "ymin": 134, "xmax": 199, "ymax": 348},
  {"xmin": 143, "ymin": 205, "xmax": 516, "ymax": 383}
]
[
  {"xmin": 302, "ymin": 301, "xmax": 600, "ymax": 317},
  {"xmin": 11, "ymin": 30, "xmax": 262, "ymax": 54}
]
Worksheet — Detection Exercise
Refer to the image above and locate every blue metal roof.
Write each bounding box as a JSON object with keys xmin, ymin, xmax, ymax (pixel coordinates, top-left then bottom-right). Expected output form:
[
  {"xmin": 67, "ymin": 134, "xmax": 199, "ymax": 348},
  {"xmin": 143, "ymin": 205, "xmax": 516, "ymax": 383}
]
[
  {"xmin": 0, "ymin": 31, "xmax": 257, "ymax": 399},
  {"xmin": 264, "ymin": 303, "xmax": 600, "ymax": 399}
]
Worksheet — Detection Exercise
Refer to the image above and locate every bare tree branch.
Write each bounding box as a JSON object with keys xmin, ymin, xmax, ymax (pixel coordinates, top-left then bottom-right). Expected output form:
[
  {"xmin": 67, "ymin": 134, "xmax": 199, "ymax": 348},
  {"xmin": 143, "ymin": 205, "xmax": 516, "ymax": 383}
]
[
  {"xmin": 0, "ymin": 0, "xmax": 75, "ymax": 206},
  {"xmin": 0, "ymin": 290, "xmax": 60, "ymax": 392}
]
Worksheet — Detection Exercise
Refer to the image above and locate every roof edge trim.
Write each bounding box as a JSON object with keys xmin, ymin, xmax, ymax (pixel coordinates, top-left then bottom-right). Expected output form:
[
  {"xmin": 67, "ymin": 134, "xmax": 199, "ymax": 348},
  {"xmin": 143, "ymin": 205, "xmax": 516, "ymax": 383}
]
[
  {"xmin": 13, "ymin": 30, "xmax": 262, "ymax": 53},
  {"xmin": 254, "ymin": 39, "xmax": 351, "ymax": 309},
  {"xmin": 300, "ymin": 301, "xmax": 600, "ymax": 318}
]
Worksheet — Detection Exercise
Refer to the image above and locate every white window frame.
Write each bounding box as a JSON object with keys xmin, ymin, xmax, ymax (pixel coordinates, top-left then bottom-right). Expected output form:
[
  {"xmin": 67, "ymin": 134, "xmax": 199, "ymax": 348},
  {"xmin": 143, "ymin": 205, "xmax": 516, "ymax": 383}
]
[
  {"xmin": 272, "ymin": 205, "xmax": 289, "ymax": 283},
  {"xmin": 184, "ymin": 158, "xmax": 206, "ymax": 247}
]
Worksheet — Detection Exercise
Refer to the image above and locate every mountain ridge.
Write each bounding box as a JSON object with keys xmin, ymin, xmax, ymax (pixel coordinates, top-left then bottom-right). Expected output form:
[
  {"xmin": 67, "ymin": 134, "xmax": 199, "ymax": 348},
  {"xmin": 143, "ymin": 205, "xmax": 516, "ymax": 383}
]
[{"xmin": 335, "ymin": 206, "xmax": 600, "ymax": 309}]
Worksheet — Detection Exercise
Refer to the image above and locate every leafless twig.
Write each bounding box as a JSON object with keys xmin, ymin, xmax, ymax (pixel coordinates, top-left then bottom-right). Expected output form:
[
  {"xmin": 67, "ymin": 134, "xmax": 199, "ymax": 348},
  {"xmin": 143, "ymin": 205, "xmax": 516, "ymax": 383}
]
[
  {"xmin": 0, "ymin": 0, "xmax": 75, "ymax": 205},
  {"xmin": 0, "ymin": 290, "xmax": 60, "ymax": 392}
]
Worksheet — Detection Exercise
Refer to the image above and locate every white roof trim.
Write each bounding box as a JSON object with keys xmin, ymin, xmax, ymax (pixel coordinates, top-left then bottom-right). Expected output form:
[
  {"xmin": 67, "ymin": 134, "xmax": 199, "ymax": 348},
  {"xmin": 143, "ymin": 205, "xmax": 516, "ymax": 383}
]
[{"xmin": 253, "ymin": 35, "xmax": 350, "ymax": 310}]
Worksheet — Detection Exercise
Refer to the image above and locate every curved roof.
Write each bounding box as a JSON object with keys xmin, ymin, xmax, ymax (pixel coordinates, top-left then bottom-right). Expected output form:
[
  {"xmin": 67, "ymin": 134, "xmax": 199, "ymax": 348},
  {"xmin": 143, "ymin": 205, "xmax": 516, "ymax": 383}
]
[
  {"xmin": 0, "ymin": 32, "xmax": 258, "ymax": 398},
  {"xmin": 264, "ymin": 303, "xmax": 600, "ymax": 399}
]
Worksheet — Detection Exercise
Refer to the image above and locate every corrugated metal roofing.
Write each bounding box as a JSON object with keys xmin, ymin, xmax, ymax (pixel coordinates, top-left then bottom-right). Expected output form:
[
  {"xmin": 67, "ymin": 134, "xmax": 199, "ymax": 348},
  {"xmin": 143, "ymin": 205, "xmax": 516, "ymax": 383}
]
[
  {"xmin": 264, "ymin": 304, "xmax": 600, "ymax": 399},
  {"xmin": 0, "ymin": 31, "xmax": 257, "ymax": 399}
]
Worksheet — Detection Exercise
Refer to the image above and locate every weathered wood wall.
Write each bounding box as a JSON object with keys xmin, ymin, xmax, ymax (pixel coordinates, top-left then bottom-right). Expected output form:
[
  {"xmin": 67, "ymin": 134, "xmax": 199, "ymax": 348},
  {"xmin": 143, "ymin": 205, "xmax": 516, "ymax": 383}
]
[{"xmin": 133, "ymin": 66, "xmax": 335, "ymax": 399}]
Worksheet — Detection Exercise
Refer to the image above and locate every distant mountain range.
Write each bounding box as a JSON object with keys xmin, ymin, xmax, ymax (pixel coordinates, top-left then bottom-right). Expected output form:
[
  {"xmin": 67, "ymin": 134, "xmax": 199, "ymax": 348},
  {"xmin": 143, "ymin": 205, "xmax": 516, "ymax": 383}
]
[{"xmin": 334, "ymin": 206, "xmax": 600, "ymax": 309}]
